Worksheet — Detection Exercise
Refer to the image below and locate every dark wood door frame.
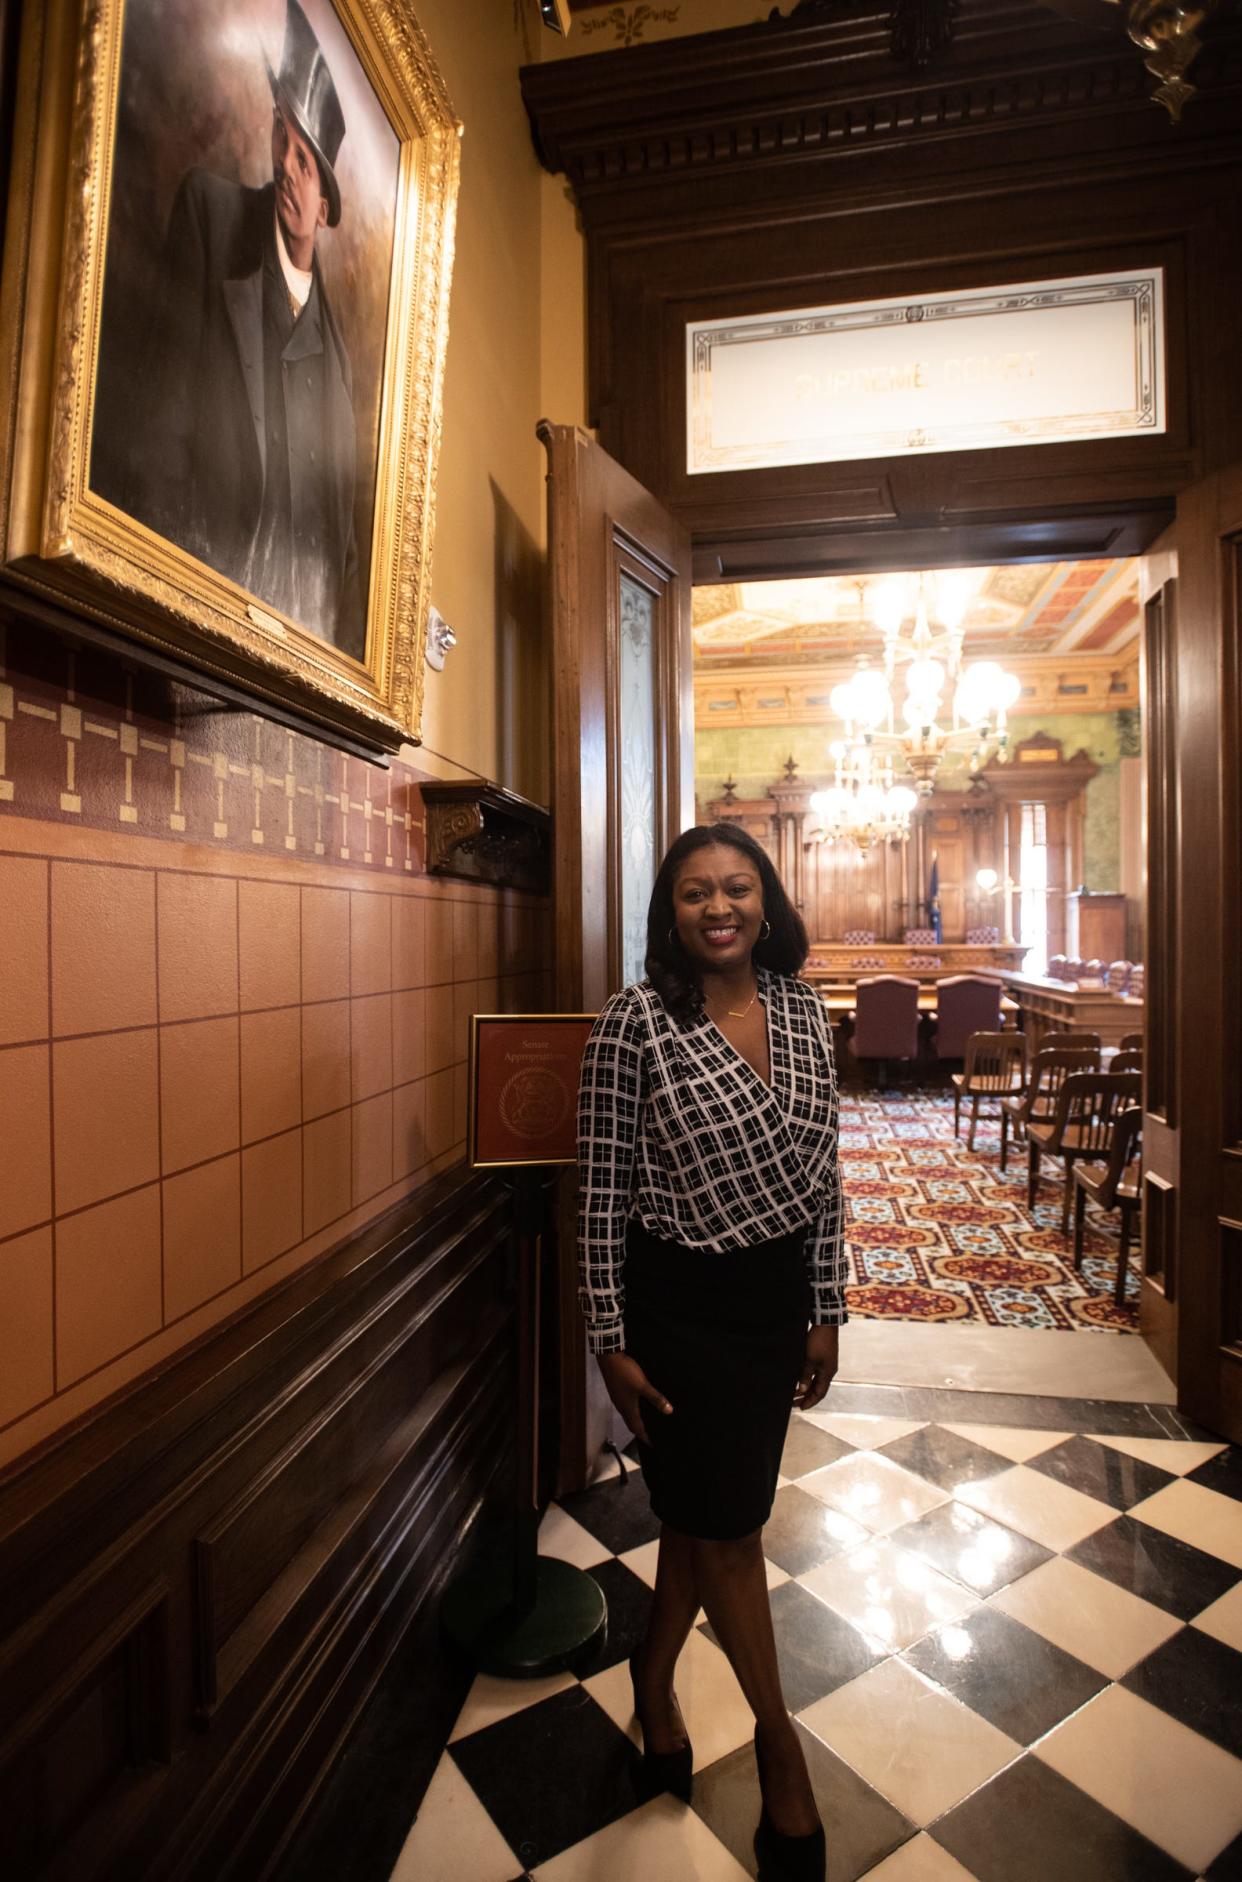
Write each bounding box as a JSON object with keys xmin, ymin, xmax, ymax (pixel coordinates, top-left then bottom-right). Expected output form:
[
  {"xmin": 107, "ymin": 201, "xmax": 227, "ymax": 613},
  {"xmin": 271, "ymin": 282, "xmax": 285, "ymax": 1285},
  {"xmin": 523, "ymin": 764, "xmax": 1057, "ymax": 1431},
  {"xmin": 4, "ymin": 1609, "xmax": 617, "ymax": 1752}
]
[
  {"xmin": 542, "ymin": 423, "xmax": 693, "ymax": 1490},
  {"xmin": 521, "ymin": 0, "xmax": 1242, "ymax": 584}
]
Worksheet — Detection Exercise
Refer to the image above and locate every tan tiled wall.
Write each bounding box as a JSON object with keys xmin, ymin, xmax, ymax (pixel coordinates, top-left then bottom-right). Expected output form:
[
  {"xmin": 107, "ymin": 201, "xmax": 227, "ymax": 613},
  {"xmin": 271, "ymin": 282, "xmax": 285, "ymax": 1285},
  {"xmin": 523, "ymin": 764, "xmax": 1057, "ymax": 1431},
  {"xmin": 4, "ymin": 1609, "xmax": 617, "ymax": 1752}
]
[{"xmin": 0, "ymin": 828, "xmax": 551, "ymax": 1468}]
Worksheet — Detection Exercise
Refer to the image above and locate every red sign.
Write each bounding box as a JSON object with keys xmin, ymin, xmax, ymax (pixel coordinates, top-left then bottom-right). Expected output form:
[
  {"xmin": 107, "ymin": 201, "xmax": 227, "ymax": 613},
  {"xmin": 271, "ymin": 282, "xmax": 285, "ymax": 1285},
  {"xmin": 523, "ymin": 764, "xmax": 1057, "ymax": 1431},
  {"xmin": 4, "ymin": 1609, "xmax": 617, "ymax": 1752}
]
[{"xmin": 469, "ymin": 1014, "xmax": 596, "ymax": 1168}]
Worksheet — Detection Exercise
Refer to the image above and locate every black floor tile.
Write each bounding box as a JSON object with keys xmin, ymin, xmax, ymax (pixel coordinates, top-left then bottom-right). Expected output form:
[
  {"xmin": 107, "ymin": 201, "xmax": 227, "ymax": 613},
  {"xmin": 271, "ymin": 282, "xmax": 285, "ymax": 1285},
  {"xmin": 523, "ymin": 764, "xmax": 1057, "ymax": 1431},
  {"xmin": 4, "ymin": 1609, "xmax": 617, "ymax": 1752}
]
[
  {"xmin": 558, "ymin": 1470, "xmax": 663, "ymax": 1555},
  {"xmin": 449, "ymin": 1684, "xmax": 642, "ymax": 1871},
  {"xmin": 1122, "ymin": 1626, "xmax": 1242, "ymax": 1759},
  {"xmin": 1066, "ymin": 1514, "xmax": 1241, "ymax": 1620},
  {"xmin": 931, "ymin": 1755, "xmax": 1192, "ymax": 1882},
  {"xmin": 762, "ymin": 1484, "xmax": 868, "ymax": 1577},
  {"xmin": 781, "ymin": 1415, "xmax": 856, "ymax": 1480},
  {"xmin": 887, "ymin": 1498, "xmax": 1052, "ymax": 1595},
  {"xmin": 579, "ymin": 1557, "xmax": 653, "ymax": 1674},
  {"xmin": 1187, "ymin": 1446, "xmax": 1242, "ymax": 1504},
  {"xmin": 877, "ymin": 1424, "xmax": 1013, "ymax": 1492},
  {"xmin": 905, "ymin": 1606, "xmax": 1107, "ymax": 1744},
  {"xmin": 1207, "ymin": 1826, "xmax": 1242, "ymax": 1879},
  {"xmin": 1028, "ymin": 1435, "xmax": 1176, "ymax": 1511},
  {"xmin": 702, "ymin": 1579, "xmax": 881, "ymax": 1713},
  {"xmin": 692, "ymin": 1719, "xmax": 915, "ymax": 1882}
]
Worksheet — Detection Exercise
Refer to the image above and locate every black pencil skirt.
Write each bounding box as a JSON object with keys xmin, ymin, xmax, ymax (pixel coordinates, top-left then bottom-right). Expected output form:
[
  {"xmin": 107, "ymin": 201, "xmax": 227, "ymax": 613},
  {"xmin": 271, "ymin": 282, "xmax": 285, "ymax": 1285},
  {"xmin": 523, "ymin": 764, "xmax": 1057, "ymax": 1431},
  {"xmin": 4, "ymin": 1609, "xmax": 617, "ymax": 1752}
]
[{"xmin": 622, "ymin": 1218, "xmax": 811, "ymax": 1542}]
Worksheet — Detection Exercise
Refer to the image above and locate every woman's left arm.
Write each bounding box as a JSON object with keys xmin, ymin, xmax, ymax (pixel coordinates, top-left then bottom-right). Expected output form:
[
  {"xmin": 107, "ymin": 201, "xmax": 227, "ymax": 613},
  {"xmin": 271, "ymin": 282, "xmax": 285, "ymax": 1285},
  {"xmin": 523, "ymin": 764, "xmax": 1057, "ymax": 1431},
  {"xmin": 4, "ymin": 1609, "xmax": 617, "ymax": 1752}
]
[{"xmin": 797, "ymin": 988, "xmax": 848, "ymax": 1409}]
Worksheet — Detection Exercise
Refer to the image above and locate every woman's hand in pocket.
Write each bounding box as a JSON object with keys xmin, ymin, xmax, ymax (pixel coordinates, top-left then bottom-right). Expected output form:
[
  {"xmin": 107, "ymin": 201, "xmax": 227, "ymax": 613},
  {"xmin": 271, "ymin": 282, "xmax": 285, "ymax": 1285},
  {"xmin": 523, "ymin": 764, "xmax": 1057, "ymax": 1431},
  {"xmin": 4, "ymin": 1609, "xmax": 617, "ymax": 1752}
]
[{"xmin": 596, "ymin": 1352, "xmax": 673, "ymax": 1446}]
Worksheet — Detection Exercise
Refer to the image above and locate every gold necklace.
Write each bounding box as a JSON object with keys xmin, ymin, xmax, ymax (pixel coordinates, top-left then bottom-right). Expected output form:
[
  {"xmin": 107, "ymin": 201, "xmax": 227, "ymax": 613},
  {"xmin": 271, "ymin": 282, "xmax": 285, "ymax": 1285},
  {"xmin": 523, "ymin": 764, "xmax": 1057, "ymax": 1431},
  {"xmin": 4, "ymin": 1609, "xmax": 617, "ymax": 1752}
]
[{"xmin": 709, "ymin": 980, "xmax": 759, "ymax": 1020}]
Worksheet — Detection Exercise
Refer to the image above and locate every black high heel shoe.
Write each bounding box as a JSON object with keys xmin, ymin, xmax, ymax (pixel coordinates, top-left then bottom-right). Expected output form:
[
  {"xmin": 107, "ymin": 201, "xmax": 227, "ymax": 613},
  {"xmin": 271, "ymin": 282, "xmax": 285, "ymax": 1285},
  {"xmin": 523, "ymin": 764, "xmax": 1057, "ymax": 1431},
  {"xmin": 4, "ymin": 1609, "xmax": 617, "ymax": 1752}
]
[
  {"xmin": 752, "ymin": 1725, "xmax": 826, "ymax": 1882},
  {"xmin": 629, "ymin": 1646, "xmax": 693, "ymax": 1802}
]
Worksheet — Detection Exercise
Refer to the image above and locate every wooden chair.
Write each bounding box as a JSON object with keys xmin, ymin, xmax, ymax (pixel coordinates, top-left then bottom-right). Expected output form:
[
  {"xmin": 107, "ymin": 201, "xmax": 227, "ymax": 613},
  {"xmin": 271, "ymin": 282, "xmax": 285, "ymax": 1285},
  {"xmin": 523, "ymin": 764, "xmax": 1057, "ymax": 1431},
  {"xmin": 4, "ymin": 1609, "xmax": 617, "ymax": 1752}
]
[
  {"xmin": 1042, "ymin": 1028, "xmax": 1102, "ymax": 1049},
  {"xmin": 1072, "ymin": 1105, "xmax": 1143, "ymax": 1305},
  {"xmin": 999, "ymin": 1043, "xmax": 1099, "ymax": 1172},
  {"xmin": 1028, "ymin": 1069, "xmax": 1143, "ymax": 1234},
  {"xmin": 1111, "ymin": 1048, "xmax": 1143, "ymax": 1075},
  {"xmin": 951, "ymin": 1031, "xmax": 1028, "ymax": 1150},
  {"xmin": 1119, "ymin": 1031, "xmax": 1143, "ymax": 1051}
]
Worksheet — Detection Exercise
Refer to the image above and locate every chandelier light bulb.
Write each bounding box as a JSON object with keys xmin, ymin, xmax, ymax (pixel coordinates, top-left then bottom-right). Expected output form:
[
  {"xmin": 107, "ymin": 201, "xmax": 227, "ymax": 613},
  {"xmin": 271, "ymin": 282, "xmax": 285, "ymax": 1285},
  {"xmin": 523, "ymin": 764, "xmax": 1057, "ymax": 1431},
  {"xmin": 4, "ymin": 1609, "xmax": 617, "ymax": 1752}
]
[
  {"xmin": 933, "ymin": 567, "xmax": 982, "ymax": 632},
  {"xmin": 849, "ymin": 666, "xmax": 892, "ymax": 729},
  {"xmin": 830, "ymin": 681, "xmax": 857, "ymax": 722},
  {"xmin": 870, "ymin": 578, "xmax": 908, "ymax": 638},
  {"xmin": 998, "ymin": 670, "xmax": 1022, "ymax": 710},
  {"xmin": 887, "ymin": 785, "xmax": 918, "ymax": 816},
  {"xmin": 902, "ymin": 695, "xmax": 938, "ymax": 731}
]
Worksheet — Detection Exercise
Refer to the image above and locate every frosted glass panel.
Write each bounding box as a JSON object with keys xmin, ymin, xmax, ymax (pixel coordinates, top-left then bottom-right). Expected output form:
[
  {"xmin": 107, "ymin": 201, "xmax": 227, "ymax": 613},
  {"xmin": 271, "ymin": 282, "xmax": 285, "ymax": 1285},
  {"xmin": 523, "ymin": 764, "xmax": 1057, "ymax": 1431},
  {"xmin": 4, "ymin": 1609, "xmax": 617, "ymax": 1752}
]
[{"xmin": 619, "ymin": 572, "xmax": 656, "ymax": 988}]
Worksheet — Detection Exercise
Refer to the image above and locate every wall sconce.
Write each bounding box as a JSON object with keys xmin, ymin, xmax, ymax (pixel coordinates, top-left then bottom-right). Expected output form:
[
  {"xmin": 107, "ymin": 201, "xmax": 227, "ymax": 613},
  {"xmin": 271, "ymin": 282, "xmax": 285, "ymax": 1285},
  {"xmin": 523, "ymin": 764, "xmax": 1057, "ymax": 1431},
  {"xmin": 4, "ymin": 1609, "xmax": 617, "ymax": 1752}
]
[
  {"xmin": 539, "ymin": 0, "xmax": 572, "ymax": 33},
  {"xmin": 425, "ymin": 606, "xmax": 457, "ymax": 672},
  {"xmin": 1103, "ymin": 0, "xmax": 1219, "ymax": 120}
]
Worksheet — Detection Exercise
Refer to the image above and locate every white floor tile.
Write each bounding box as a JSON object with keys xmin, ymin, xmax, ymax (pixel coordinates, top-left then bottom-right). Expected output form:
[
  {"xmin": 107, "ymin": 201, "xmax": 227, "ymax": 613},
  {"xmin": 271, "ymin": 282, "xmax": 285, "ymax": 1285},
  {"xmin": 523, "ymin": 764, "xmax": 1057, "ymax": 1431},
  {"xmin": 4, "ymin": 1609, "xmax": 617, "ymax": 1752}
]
[
  {"xmin": 954, "ymin": 1466, "xmax": 1115, "ymax": 1552},
  {"xmin": 448, "ymin": 1668, "xmax": 577, "ymax": 1743},
  {"xmin": 582, "ymin": 1627, "xmax": 753, "ymax": 1774},
  {"xmin": 987, "ymin": 1556, "xmax": 1182, "ymax": 1679},
  {"xmin": 797, "ymin": 1656, "xmax": 1020, "ymax": 1826},
  {"xmin": 941, "ymin": 1423, "xmax": 1070, "ymax": 1464},
  {"xmin": 538, "ymin": 1502, "xmax": 614, "ymax": 1569},
  {"xmin": 799, "ymin": 1536, "xmax": 977, "ymax": 1651},
  {"xmin": 1087, "ymin": 1433, "xmax": 1228, "ymax": 1476},
  {"xmin": 1034, "ymin": 1684, "xmax": 1242, "ymax": 1874},
  {"xmin": 800, "ymin": 1451, "xmax": 948, "ymax": 1534},
  {"xmin": 1128, "ymin": 1478, "xmax": 1242, "ymax": 1570},
  {"xmin": 618, "ymin": 1539, "xmax": 660, "ymax": 1588},
  {"xmin": 531, "ymin": 1792, "xmax": 751, "ymax": 1880},
  {"xmin": 389, "ymin": 1751, "xmax": 520, "ymax": 1882},
  {"xmin": 859, "ymin": 1831, "xmax": 981, "ymax": 1881},
  {"xmin": 1192, "ymin": 1579, "xmax": 1242, "ymax": 1651},
  {"xmin": 805, "ymin": 1412, "xmax": 927, "ymax": 1449}
]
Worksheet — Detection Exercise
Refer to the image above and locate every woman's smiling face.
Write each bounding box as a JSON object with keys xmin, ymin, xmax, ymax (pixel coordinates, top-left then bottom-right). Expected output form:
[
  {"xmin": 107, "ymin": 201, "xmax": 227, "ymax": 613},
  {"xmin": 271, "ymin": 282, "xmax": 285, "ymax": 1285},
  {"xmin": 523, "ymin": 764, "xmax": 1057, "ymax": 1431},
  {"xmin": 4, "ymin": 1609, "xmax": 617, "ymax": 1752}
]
[{"xmin": 671, "ymin": 843, "xmax": 765, "ymax": 974}]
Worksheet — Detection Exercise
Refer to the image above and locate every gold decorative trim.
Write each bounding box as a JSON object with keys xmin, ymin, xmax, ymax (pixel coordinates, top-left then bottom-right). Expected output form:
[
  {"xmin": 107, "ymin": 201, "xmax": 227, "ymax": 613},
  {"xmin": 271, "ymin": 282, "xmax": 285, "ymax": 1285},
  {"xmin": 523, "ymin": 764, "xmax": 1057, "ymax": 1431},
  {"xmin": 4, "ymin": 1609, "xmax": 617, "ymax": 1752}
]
[{"xmin": 0, "ymin": 0, "xmax": 461, "ymax": 754}]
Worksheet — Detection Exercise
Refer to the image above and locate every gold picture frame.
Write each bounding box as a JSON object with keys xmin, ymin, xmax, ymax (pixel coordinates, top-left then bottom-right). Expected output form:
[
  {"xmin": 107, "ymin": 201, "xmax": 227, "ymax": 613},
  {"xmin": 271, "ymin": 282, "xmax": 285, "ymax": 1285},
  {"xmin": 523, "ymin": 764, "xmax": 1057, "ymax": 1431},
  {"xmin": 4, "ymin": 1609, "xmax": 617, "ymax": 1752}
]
[{"xmin": 0, "ymin": 0, "xmax": 460, "ymax": 753}]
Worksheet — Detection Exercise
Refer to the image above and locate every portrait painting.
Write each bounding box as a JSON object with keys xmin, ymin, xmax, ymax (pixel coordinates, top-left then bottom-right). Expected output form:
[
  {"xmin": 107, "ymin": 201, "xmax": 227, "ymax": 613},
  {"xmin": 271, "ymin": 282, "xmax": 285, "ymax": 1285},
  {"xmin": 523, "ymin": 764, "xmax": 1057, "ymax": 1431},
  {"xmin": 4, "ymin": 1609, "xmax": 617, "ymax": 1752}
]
[
  {"xmin": 0, "ymin": 0, "xmax": 459, "ymax": 751},
  {"xmin": 91, "ymin": 0, "xmax": 400, "ymax": 662}
]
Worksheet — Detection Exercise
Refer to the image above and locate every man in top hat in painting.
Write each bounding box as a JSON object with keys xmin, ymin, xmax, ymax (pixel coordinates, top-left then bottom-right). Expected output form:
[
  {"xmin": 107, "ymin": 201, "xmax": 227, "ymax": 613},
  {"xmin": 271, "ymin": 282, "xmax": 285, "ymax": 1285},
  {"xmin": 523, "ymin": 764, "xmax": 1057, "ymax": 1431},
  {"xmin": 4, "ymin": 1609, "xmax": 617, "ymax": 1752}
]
[{"xmin": 133, "ymin": 0, "xmax": 364, "ymax": 658}]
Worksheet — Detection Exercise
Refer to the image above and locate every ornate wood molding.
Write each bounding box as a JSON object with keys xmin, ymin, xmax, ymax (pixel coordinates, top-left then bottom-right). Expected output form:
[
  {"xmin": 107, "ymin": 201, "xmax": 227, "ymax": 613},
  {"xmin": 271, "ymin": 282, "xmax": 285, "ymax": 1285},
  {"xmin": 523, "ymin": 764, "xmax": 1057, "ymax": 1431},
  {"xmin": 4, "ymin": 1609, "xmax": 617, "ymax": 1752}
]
[
  {"xmin": 421, "ymin": 780, "xmax": 552, "ymax": 891},
  {"xmin": 522, "ymin": 0, "xmax": 1240, "ymax": 210}
]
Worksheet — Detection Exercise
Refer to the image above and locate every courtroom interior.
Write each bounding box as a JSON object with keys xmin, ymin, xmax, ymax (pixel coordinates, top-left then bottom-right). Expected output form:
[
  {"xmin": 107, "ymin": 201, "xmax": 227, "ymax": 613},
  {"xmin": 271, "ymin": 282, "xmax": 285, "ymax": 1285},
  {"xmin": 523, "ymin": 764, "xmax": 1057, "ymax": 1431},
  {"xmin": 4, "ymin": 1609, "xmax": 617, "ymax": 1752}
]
[{"xmin": 0, "ymin": 3, "xmax": 1239, "ymax": 1881}]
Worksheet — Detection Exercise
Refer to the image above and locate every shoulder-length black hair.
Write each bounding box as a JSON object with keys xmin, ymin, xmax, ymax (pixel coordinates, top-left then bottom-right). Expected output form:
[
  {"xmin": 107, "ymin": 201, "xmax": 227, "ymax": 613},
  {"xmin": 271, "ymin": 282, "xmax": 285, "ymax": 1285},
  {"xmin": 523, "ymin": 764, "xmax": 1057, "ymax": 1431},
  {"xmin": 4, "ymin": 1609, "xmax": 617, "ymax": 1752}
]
[{"xmin": 645, "ymin": 822, "xmax": 808, "ymax": 1022}]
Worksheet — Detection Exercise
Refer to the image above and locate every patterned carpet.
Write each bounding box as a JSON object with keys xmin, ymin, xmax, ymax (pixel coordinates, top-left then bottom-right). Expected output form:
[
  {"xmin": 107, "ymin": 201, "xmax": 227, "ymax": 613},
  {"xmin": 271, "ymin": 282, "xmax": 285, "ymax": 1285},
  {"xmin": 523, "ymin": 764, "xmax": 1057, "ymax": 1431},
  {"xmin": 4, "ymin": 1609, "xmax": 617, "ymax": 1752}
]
[{"xmin": 840, "ymin": 1090, "xmax": 1139, "ymax": 1333}]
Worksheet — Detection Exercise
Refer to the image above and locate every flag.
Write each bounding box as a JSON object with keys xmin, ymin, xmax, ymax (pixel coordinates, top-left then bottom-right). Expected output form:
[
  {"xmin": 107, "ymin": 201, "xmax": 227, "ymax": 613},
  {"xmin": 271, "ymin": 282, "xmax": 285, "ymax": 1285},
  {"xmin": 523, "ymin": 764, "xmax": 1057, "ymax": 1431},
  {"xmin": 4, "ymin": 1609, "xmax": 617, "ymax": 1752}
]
[{"xmin": 928, "ymin": 851, "xmax": 942, "ymax": 943}]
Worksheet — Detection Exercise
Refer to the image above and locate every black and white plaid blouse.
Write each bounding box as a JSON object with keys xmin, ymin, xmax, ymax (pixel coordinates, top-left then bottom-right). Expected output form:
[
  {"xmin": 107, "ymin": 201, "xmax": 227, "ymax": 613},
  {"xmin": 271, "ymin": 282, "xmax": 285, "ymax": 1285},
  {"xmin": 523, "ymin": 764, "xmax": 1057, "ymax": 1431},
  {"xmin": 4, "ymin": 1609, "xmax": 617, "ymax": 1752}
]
[{"xmin": 577, "ymin": 966, "xmax": 846, "ymax": 1356}]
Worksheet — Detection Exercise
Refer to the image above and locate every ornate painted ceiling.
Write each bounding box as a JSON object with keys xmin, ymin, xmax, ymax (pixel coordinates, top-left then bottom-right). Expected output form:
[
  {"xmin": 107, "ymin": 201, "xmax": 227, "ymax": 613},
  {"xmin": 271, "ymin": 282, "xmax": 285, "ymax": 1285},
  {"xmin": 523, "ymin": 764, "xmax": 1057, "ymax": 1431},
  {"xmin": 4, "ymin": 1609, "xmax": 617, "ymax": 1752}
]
[
  {"xmin": 692, "ymin": 559, "xmax": 1140, "ymax": 667},
  {"xmin": 692, "ymin": 559, "xmax": 1142, "ymax": 731}
]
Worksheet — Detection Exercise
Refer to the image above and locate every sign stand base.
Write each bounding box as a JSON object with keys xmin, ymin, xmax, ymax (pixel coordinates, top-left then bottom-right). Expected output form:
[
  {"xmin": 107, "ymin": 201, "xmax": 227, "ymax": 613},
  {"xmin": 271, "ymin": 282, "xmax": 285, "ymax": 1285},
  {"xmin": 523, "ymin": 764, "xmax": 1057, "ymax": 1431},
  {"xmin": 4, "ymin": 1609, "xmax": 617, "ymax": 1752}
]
[
  {"xmin": 440, "ymin": 1553, "xmax": 606, "ymax": 1678},
  {"xmin": 441, "ymin": 1158, "xmax": 609, "ymax": 1680}
]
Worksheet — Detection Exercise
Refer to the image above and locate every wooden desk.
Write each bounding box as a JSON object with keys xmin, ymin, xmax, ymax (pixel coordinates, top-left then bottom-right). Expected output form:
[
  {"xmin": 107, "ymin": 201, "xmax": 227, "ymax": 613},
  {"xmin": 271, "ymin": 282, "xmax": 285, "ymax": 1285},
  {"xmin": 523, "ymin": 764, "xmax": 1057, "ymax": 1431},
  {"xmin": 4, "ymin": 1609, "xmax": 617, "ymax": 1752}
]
[
  {"xmin": 1000, "ymin": 972, "xmax": 1143, "ymax": 1049},
  {"xmin": 806, "ymin": 943, "xmax": 1029, "ymax": 987}
]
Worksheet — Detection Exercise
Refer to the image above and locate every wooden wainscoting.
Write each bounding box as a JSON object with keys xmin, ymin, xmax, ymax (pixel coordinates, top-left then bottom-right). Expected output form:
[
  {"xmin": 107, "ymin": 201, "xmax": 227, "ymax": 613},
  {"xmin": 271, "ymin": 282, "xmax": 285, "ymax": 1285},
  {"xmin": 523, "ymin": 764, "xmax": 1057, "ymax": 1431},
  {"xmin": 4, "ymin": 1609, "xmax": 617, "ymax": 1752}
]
[{"xmin": 0, "ymin": 1168, "xmax": 517, "ymax": 1882}]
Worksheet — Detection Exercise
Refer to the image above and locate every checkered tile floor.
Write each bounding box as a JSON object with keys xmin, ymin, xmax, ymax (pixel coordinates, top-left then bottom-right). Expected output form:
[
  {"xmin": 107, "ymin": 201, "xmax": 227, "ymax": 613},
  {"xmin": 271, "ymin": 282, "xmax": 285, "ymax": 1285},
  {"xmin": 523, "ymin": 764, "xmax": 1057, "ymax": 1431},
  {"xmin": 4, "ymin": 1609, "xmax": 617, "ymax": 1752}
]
[{"xmin": 393, "ymin": 1394, "xmax": 1242, "ymax": 1882}]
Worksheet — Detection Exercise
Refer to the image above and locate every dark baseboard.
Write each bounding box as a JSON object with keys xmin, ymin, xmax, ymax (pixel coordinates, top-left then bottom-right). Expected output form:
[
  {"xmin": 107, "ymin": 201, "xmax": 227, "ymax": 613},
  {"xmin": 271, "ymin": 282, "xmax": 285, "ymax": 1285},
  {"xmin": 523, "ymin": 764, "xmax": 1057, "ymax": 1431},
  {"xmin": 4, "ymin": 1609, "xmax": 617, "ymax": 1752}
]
[{"xmin": 0, "ymin": 1167, "xmax": 518, "ymax": 1882}]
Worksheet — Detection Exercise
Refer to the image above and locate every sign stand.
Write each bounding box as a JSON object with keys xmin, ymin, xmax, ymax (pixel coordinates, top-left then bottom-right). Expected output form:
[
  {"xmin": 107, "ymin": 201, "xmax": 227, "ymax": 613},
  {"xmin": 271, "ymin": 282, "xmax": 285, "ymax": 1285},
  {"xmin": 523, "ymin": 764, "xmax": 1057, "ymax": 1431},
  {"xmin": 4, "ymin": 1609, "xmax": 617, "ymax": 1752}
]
[{"xmin": 440, "ymin": 1018, "xmax": 606, "ymax": 1678}]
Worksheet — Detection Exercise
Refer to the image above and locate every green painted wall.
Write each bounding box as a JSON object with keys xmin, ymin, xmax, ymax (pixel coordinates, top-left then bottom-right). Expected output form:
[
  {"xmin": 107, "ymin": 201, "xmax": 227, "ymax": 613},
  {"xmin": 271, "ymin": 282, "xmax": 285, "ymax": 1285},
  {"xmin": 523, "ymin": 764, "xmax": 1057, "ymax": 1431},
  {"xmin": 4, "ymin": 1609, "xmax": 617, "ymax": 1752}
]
[{"xmin": 696, "ymin": 708, "xmax": 1140, "ymax": 891}]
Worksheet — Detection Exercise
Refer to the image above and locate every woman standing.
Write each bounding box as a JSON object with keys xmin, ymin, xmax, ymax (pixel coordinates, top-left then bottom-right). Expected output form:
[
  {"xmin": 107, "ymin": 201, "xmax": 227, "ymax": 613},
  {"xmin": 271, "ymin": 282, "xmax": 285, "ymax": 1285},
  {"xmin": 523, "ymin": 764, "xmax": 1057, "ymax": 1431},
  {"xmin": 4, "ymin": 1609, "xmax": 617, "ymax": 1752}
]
[{"xmin": 577, "ymin": 822, "xmax": 845, "ymax": 1881}]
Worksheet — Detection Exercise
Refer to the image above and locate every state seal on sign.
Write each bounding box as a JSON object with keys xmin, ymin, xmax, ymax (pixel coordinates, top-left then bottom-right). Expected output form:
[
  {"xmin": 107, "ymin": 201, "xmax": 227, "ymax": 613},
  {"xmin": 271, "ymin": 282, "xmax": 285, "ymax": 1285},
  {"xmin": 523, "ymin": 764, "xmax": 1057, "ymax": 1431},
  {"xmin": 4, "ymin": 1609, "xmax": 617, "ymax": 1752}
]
[{"xmin": 499, "ymin": 1068, "xmax": 569, "ymax": 1141}]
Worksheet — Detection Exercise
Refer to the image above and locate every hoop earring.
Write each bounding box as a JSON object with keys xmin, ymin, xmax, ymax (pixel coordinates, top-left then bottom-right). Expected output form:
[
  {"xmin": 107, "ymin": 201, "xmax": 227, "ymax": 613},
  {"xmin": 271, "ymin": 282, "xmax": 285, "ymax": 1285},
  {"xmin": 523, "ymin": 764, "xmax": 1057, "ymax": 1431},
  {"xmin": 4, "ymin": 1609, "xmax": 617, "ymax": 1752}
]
[
  {"xmin": 759, "ymin": 920, "xmax": 772, "ymax": 940},
  {"xmin": 668, "ymin": 926, "xmax": 678, "ymax": 946}
]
